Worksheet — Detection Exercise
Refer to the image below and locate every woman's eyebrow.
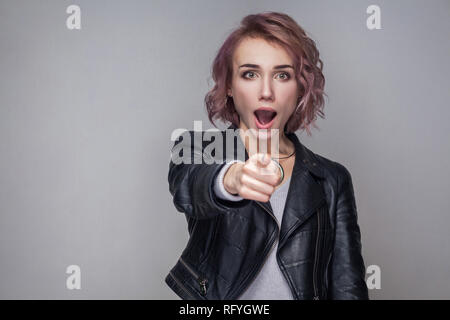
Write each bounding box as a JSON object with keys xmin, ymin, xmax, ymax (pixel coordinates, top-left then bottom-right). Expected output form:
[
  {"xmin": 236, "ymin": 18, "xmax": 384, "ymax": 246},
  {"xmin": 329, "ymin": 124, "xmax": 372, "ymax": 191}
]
[{"xmin": 239, "ymin": 64, "xmax": 294, "ymax": 70}]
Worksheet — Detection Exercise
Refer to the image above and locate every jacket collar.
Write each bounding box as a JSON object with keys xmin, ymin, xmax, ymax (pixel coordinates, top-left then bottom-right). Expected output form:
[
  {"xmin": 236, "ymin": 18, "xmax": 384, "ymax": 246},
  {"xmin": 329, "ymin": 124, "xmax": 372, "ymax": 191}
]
[{"xmin": 225, "ymin": 123, "xmax": 326, "ymax": 247}]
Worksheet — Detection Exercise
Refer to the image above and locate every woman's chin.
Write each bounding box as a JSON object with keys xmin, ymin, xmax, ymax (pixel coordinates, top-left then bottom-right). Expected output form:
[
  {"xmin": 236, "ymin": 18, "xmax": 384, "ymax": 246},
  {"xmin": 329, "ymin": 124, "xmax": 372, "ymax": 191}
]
[
  {"xmin": 256, "ymin": 128, "xmax": 272, "ymax": 140},
  {"xmin": 255, "ymin": 126, "xmax": 282, "ymax": 141}
]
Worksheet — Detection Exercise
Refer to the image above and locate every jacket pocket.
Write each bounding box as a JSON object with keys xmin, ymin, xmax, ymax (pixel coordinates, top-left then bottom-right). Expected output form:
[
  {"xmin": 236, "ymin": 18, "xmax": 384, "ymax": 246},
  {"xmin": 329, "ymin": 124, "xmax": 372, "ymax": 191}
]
[
  {"xmin": 179, "ymin": 256, "xmax": 209, "ymax": 297},
  {"xmin": 167, "ymin": 271, "xmax": 197, "ymax": 300}
]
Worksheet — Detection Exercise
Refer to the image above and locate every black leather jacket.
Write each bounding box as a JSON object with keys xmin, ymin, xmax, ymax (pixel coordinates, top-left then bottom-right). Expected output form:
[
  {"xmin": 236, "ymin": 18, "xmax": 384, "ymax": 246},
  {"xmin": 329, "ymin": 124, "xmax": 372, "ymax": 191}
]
[{"xmin": 165, "ymin": 125, "xmax": 369, "ymax": 300}]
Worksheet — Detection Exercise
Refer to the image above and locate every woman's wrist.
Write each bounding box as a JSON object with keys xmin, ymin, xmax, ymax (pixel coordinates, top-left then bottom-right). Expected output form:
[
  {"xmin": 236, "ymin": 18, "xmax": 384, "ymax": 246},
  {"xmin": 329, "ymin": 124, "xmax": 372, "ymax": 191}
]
[{"xmin": 223, "ymin": 162, "xmax": 242, "ymax": 195}]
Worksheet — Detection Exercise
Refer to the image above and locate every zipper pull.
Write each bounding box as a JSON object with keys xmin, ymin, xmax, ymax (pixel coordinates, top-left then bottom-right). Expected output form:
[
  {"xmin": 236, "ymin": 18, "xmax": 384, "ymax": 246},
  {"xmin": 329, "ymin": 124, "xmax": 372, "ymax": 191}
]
[{"xmin": 199, "ymin": 279, "xmax": 208, "ymax": 296}]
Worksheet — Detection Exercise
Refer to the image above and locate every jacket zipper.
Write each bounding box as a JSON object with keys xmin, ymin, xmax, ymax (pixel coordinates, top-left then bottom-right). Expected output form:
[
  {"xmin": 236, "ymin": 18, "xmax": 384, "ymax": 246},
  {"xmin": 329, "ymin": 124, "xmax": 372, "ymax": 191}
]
[
  {"xmin": 169, "ymin": 271, "xmax": 197, "ymax": 300},
  {"xmin": 179, "ymin": 256, "xmax": 208, "ymax": 296},
  {"xmin": 313, "ymin": 208, "xmax": 321, "ymax": 300},
  {"xmin": 324, "ymin": 249, "xmax": 332, "ymax": 294},
  {"xmin": 234, "ymin": 201, "xmax": 280, "ymax": 299},
  {"xmin": 321, "ymin": 215, "xmax": 329, "ymax": 296}
]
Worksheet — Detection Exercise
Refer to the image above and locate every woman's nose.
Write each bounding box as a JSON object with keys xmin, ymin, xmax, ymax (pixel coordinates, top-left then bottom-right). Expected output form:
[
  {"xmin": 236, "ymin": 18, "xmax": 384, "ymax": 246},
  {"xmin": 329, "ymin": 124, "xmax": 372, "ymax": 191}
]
[{"xmin": 260, "ymin": 77, "xmax": 274, "ymax": 101}]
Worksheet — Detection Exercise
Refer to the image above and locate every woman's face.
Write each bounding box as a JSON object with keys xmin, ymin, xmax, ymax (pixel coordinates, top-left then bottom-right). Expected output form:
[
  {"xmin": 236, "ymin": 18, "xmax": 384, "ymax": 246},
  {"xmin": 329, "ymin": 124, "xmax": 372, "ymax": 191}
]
[{"xmin": 228, "ymin": 37, "xmax": 300, "ymax": 139}]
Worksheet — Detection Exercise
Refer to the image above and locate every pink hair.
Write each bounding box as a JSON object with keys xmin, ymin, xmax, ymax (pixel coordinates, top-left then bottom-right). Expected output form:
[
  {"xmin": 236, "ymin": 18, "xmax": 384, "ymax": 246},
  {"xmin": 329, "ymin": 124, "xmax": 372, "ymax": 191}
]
[{"xmin": 204, "ymin": 11, "xmax": 327, "ymax": 135}]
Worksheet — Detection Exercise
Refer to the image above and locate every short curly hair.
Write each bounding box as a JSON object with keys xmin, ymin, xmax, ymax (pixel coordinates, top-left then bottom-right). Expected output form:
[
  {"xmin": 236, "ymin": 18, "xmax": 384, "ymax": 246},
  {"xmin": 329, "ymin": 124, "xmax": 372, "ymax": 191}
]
[{"xmin": 204, "ymin": 11, "xmax": 327, "ymax": 135}]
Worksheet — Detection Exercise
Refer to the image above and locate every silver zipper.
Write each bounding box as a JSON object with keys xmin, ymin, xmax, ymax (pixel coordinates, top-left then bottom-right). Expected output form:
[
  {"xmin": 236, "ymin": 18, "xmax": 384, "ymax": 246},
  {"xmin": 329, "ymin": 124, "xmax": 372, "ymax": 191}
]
[
  {"xmin": 313, "ymin": 208, "xmax": 321, "ymax": 300},
  {"xmin": 179, "ymin": 256, "xmax": 208, "ymax": 296},
  {"xmin": 234, "ymin": 201, "xmax": 280, "ymax": 299}
]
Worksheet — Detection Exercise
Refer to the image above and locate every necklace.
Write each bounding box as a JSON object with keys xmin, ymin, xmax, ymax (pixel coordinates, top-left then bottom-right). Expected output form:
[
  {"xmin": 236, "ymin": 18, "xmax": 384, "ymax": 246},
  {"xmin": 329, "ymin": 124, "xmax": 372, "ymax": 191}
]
[
  {"xmin": 272, "ymin": 148, "xmax": 296, "ymax": 160},
  {"xmin": 271, "ymin": 148, "xmax": 295, "ymax": 185}
]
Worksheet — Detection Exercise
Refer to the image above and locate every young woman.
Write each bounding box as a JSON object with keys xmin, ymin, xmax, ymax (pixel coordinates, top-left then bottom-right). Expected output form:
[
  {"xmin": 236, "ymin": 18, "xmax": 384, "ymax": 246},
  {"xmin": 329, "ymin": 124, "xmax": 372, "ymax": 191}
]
[{"xmin": 165, "ymin": 11, "xmax": 369, "ymax": 300}]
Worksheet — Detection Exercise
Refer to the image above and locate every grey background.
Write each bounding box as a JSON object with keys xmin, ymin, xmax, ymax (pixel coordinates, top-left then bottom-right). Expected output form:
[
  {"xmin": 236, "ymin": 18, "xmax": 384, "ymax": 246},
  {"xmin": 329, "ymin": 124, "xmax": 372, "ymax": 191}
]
[{"xmin": 0, "ymin": 0, "xmax": 449, "ymax": 299}]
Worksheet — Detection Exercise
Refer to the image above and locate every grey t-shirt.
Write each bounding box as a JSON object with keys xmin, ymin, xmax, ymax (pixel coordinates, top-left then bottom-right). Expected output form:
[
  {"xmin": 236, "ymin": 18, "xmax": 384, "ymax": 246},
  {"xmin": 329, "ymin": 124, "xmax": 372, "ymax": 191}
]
[{"xmin": 237, "ymin": 175, "xmax": 294, "ymax": 300}]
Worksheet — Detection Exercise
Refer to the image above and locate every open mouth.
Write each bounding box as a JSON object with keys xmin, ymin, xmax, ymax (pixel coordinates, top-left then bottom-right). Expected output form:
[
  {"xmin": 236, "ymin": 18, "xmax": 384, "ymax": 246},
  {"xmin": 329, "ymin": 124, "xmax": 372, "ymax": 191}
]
[{"xmin": 254, "ymin": 108, "xmax": 277, "ymax": 129}]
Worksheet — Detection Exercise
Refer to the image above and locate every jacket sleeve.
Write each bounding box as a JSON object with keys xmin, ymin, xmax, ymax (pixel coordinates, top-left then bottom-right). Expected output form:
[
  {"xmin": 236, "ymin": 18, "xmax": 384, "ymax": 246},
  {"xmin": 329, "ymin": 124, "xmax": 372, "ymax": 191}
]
[
  {"xmin": 329, "ymin": 162, "xmax": 369, "ymax": 299},
  {"xmin": 168, "ymin": 130, "xmax": 251, "ymax": 220}
]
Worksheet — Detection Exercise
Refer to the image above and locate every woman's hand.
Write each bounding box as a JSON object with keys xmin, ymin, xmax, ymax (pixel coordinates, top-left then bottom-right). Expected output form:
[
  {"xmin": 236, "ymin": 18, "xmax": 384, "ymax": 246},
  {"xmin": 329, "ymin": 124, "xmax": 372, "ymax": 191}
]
[{"xmin": 223, "ymin": 153, "xmax": 282, "ymax": 202}]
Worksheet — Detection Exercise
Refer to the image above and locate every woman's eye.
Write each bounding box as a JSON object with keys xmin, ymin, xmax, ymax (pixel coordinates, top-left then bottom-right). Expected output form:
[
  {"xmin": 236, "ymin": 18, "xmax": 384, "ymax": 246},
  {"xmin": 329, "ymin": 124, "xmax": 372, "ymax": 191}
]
[
  {"xmin": 277, "ymin": 72, "xmax": 291, "ymax": 80},
  {"xmin": 242, "ymin": 71, "xmax": 256, "ymax": 79},
  {"xmin": 242, "ymin": 71, "xmax": 291, "ymax": 80}
]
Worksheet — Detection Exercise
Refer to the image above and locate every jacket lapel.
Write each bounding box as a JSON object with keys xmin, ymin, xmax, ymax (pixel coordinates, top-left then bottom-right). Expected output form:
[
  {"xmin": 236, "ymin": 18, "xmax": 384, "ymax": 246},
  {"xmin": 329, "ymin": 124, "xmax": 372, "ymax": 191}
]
[{"xmin": 277, "ymin": 132, "xmax": 326, "ymax": 248}]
